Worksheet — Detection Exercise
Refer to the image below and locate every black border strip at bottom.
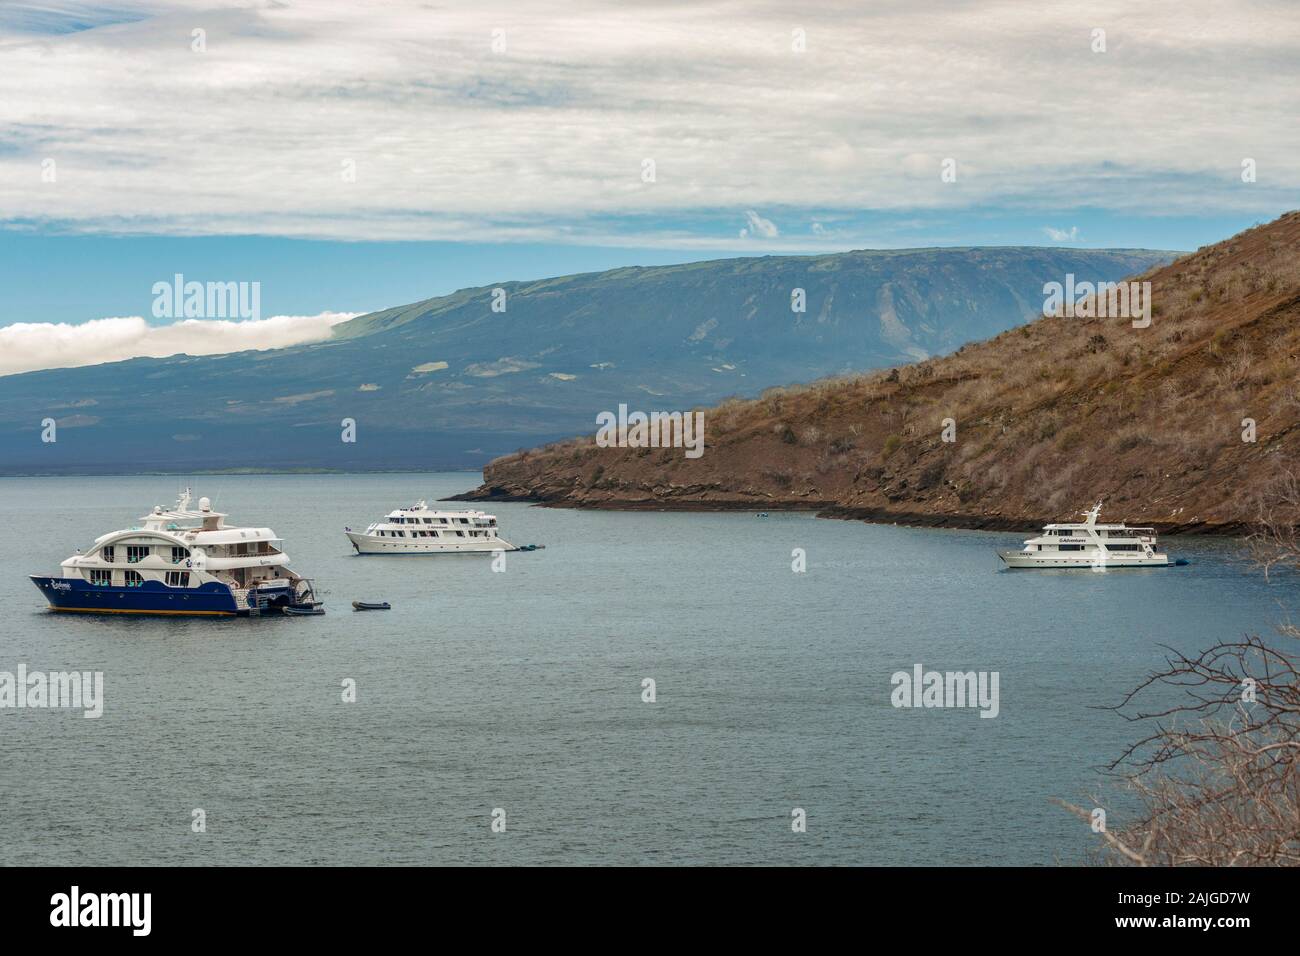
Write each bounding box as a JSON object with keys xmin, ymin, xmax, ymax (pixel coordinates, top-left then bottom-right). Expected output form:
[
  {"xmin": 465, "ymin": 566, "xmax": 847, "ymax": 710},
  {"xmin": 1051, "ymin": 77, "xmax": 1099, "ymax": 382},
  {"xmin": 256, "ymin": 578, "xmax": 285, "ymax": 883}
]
[{"xmin": 0, "ymin": 866, "xmax": 1284, "ymax": 941}]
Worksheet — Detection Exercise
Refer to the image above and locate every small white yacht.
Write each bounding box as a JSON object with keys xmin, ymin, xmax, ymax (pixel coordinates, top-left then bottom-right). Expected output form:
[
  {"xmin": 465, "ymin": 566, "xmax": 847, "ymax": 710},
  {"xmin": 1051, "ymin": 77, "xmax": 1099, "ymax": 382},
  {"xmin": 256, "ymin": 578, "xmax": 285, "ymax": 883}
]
[
  {"xmin": 346, "ymin": 501, "xmax": 514, "ymax": 554},
  {"xmin": 998, "ymin": 502, "xmax": 1170, "ymax": 569},
  {"xmin": 30, "ymin": 489, "xmax": 320, "ymax": 616}
]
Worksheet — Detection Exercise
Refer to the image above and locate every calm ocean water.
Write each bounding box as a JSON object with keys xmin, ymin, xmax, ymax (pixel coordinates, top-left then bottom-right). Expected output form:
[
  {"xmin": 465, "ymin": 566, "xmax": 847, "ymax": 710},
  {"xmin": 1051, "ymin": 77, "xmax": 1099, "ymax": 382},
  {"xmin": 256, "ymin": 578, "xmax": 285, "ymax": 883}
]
[{"xmin": 0, "ymin": 473, "xmax": 1292, "ymax": 866}]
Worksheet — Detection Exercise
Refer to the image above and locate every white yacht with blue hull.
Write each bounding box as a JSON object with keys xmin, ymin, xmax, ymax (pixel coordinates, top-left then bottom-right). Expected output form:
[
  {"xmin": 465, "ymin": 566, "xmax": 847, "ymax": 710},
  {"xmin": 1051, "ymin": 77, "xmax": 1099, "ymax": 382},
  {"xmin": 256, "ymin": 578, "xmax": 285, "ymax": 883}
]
[{"xmin": 30, "ymin": 490, "xmax": 319, "ymax": 617}]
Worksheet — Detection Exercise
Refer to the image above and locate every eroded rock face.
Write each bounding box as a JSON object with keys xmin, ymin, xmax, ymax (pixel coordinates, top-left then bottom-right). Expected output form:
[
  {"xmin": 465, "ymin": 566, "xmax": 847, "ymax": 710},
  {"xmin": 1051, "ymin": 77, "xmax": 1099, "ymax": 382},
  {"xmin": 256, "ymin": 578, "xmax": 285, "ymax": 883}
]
[{"xmin": 456, "ymin": 213, "xmax": 1300, "ymax": 536}]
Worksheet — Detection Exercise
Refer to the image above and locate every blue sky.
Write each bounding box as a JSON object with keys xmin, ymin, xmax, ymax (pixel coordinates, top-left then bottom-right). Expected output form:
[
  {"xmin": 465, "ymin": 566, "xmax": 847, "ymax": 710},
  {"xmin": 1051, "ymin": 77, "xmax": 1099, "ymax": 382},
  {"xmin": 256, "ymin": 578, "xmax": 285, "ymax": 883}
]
[
  {"xmin": 0, "ymin": 0, "xmax": 1296, "ymax": 371},
  {"xmin": 0, "ymin": 233, "xmax": 735, "ymax": 325}
]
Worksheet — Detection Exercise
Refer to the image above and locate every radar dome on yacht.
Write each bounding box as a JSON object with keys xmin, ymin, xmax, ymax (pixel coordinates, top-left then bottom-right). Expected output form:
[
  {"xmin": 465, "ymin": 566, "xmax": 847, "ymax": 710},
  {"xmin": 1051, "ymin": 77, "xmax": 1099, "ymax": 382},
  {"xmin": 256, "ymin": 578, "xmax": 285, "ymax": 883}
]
[
  {"xmin": 154, "ymin": 505, "xmax": 163, "ymax": 514},
  {"xmin": 199, "ymin": 497, "xmax": 212, "ymax": 512}
]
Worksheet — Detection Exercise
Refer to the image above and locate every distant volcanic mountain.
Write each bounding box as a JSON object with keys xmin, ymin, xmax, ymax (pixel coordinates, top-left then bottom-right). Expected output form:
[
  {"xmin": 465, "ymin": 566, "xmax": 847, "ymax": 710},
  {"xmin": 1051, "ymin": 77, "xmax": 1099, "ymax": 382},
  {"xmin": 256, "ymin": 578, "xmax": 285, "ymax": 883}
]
[
  {"xmin": 0, "ymin": 246, "xmax": 1174, "ymax": 474},
  {"xmin": 459, "ymin": 213, "xmax": 1300, "ymax": 534}
]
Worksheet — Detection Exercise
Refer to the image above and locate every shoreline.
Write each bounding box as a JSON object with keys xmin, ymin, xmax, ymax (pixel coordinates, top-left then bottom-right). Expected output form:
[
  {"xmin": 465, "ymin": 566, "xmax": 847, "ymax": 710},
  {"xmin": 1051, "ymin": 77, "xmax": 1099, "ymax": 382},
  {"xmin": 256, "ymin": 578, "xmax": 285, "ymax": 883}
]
[{"xmin": 448, "ymin": 488, "xmax": 1254, "ymax": 537}]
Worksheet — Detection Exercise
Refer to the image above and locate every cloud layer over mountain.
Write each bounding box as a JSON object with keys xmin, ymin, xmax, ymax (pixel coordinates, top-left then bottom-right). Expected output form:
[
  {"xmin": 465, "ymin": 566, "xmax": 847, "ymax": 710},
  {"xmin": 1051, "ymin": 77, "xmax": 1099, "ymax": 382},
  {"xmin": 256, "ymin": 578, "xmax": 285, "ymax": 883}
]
[{"xmin": 0, "ymin": 311, "xmax": 355, "ymax": 375}]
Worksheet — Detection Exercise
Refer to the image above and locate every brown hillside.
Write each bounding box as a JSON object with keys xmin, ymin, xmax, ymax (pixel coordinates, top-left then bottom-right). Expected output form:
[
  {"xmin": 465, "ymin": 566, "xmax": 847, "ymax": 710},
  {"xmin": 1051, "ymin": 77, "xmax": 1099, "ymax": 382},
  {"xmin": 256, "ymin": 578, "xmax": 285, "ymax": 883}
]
[{"xmin": 459, "ymin": 213, "xmax": 1300, "ymax": 534}]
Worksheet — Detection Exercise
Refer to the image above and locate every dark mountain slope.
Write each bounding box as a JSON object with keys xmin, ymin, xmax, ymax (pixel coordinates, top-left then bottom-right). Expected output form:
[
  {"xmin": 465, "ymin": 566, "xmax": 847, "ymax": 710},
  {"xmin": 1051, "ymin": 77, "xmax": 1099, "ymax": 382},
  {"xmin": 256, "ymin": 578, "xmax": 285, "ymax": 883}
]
[
  {"xmin": 459, "ymin": 213, "xmax": 1300, "ymax": 534},
  {"xmin": 0, "ymin": 246, "xmax": 1173, "ymax": 474}
]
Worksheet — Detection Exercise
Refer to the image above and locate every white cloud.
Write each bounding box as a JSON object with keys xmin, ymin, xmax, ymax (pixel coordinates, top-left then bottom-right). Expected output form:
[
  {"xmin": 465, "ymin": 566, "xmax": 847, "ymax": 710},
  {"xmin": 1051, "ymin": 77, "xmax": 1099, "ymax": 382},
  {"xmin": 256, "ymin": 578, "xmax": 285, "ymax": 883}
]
[
  {"xmin": 739, "ymin": 210, "xmax": 779, "ymax": 239},
  {"xmin": 1044, "ymin": 225, "xmax": 1081, "ymax": 241},
  {"xmin": 0, "ymin": 311, "xmax": 356, "ymax": 376},
  {"xmin": 0, "ymin": 1, "xmax": 1296, "ymax": 243}
]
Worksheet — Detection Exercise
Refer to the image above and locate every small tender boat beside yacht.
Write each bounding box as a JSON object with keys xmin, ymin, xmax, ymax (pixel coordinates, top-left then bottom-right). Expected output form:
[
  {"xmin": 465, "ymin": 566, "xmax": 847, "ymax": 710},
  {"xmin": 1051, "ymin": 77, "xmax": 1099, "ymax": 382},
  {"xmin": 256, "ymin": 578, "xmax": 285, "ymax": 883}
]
[
  {"xmin": 345, "ymin": 501, "xmax": 515, "ymax": 554},
  {"xmin": 30, "ymin": 489, "xmax": 321, "ymax": 616},
  {"xmin": 998, "ymin": 502, "xmax": 1174, "ymax": 569},
  {"xmin": 284, "ymin": 605, "xmax": 325, "ymax": 616}
]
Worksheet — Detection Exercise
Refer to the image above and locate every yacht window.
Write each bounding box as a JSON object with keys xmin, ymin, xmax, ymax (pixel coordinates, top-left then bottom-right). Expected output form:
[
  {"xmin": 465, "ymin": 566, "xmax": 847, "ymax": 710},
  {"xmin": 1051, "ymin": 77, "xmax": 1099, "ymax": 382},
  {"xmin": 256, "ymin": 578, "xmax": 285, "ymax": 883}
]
[
  {"xmin": 101, "ymin": 545, "xmax": 115, "ymax": 563},
  {"xmin": 422, "ymin": 518, "xmax": 432, "ymax": 524},
  {"xmin": 165, "ymin": 571, "xmax": 191, "ymax": 587},
  {"xmin": 1058, "ymin": 544, "xmax": 1083, "ymax": 551},
  {"xmin": 88, "ymin": 569, "xmax": 113, "ymax": 586},
  {"xmin": 455, "ymin": 530, "xmax": 465, "ymax": 537},
  {"xmin": 430, "ymin": 531, "xmax": 439, "ymax": 538},
  {"xmin": 126, "ymin": 545, "xmax": 150, "ymax": 563},
  {"xmin": 124, "ymin": 570, "xmax": 145, "ymax": 587},
  {"xmin": 171, "ymin": 546, "xmax": 189, "ymax": 564}
]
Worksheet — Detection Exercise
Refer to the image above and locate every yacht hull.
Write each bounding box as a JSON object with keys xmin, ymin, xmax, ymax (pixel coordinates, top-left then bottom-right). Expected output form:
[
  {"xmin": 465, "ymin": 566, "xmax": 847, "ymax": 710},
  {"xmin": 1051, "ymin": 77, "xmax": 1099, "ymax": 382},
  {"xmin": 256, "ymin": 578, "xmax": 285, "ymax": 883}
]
[
  {"xmin": 346, "ymin": 532, "xmax": 515, "ymax": 555},
  {"xmin": 30, "ymin": 576, "xmax": 243, "ymax": 616},
  {"xmin": 998, "ymin": 551, "xmax": 1169, "ymax": 569}
]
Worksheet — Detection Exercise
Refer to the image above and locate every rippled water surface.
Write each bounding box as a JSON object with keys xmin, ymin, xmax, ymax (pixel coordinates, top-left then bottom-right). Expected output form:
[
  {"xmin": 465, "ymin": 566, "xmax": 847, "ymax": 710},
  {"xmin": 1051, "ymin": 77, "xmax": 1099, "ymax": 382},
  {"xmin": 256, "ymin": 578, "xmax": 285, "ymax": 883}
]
[{"xmin": 1, "ymin": 473, "xmax": 1292, "ymax": 865}]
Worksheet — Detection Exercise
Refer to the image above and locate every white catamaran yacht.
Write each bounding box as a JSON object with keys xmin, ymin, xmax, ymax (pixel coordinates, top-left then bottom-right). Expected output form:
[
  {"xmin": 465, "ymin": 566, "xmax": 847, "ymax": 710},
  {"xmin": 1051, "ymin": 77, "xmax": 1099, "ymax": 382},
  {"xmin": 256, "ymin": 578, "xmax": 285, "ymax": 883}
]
[
  {"xmin": 998, "ymin": 502, "xmax": 1171, "ymax": 569},
  {"xmin": 30, "ymin": 489, "xmax": 320, "ymax": 616},
  {"xmin": 346, "ymin": 501, "xmax": 515, "ymax": 554}
]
